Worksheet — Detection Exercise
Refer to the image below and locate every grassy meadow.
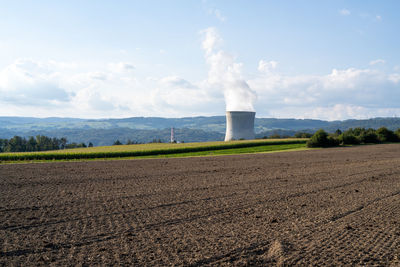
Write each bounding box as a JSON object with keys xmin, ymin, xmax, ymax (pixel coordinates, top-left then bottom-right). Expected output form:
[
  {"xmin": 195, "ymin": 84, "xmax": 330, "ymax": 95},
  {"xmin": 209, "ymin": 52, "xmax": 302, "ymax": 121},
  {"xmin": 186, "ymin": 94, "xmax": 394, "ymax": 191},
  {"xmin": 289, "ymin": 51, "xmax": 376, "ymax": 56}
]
[{"xmin": 0, "ymin": 139, "xmax": 308, "ymax": 163}]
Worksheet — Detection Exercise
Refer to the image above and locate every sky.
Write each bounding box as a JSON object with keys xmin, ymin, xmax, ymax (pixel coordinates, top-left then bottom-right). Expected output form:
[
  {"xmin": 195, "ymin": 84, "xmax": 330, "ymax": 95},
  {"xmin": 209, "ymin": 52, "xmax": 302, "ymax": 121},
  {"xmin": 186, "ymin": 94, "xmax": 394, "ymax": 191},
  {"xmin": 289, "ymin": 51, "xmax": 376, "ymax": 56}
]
[{"xmin": 0, "ymin": 0, "xmax": 399, "ymax": 120}]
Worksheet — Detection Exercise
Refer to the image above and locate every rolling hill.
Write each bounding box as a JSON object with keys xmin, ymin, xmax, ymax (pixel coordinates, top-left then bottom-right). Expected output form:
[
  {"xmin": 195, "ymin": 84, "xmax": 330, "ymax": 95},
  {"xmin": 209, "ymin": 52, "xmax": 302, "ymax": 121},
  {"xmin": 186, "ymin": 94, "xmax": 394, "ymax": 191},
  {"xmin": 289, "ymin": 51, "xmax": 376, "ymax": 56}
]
[{"xmin": 1, "ymin": 116, "xmax": 400, "ymax": 146}]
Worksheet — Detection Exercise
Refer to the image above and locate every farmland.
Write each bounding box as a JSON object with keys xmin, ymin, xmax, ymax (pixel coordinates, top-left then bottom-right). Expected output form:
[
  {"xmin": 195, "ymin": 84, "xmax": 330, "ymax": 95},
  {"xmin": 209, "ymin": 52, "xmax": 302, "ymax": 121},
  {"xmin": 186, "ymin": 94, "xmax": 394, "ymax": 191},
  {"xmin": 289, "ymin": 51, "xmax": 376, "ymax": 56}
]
[
  {"xmin": 0, "ymin": 139, "xmax": 307, "ymax": 162},
  {"xmin": 1, "ymin": 144, "xmax": 399, "ymax": 265}
]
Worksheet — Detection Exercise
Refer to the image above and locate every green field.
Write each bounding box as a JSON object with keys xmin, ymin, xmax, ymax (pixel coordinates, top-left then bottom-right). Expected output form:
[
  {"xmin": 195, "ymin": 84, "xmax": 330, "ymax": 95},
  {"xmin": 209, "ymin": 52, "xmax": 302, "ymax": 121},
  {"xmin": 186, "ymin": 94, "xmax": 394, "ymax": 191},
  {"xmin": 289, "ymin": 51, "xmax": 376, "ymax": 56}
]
[{"xmin": 0, "ymin": 139, "xmax": 308, "ymax": 163}]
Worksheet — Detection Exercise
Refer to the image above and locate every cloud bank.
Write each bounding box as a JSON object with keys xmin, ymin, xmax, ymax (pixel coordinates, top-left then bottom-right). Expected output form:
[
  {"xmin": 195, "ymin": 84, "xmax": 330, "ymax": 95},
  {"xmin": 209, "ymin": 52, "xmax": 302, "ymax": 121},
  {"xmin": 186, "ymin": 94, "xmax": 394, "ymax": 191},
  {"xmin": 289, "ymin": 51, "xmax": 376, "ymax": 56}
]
[
  {"xmin": 0, "ymin": 32, "xmax": 399, "ymax": 120},
  {"xmin": 250, "ymin": 64, "xmax": 400, "ymax": 120}
]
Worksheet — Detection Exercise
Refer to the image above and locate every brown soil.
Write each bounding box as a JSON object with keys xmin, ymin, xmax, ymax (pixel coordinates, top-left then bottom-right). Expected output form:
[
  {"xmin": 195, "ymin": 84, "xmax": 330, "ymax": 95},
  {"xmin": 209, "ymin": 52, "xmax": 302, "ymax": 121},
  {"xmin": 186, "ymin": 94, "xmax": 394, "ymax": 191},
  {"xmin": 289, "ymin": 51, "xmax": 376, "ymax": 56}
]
[{"xmin": 1, "ymin": 144, "xmax": 400, "ymax": 266}]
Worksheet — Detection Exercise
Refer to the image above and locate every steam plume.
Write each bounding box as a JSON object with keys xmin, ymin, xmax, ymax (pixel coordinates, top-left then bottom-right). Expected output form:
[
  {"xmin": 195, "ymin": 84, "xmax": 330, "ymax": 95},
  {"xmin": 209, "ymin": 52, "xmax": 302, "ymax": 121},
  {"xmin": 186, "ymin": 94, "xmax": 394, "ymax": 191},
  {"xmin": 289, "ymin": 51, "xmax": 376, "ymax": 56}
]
[{"xmin": 201, "ymin": 27, "xmax": 256, "ymax": 111}]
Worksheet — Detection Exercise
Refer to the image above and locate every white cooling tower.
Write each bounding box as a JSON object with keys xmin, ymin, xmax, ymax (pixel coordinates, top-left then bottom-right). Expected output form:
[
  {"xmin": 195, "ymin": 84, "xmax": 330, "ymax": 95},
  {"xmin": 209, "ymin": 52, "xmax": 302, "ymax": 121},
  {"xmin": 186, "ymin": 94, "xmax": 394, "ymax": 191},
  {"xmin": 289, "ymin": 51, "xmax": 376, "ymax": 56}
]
[{"xmin": 224, "ymin": 111, "xmax": 255, "ymax": 141}]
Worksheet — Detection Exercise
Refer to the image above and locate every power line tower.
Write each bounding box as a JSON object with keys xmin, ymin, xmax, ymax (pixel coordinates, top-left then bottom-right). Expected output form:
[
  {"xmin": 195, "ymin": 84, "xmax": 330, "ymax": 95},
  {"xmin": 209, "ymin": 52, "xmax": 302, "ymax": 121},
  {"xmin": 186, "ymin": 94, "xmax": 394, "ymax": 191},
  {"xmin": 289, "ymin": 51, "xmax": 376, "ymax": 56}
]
[{"xmin": 170, "ymin": 127, "xmax": 175, "ymax": 143}]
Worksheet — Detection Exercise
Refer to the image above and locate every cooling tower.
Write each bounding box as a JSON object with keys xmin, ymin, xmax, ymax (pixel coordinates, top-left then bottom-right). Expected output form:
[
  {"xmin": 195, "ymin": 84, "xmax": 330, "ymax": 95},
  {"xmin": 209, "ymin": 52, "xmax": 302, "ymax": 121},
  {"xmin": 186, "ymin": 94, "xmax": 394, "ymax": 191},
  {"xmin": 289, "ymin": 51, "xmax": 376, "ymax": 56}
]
[{"xmin": 224, "ymin": 111, "xmax": 255, "ymax": 141}]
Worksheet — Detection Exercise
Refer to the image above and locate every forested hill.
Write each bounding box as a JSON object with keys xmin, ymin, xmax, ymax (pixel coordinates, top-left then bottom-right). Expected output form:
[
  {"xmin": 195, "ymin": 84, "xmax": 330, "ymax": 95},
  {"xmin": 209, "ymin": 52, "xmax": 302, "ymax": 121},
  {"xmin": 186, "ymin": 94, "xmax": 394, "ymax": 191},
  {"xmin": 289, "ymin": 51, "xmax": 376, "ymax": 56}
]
[{"xmin": 1, "ymin": 116, "xmax": 400, "ymax": 146}]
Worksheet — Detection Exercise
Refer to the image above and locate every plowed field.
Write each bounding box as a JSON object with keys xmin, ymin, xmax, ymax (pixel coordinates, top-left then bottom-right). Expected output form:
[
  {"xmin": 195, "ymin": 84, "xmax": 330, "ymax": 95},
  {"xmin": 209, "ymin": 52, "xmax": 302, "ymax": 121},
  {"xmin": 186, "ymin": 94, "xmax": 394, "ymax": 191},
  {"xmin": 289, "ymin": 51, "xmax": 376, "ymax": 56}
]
[{"xmin": 1, "ymin": 144, "xmax": 400, "ymax": 266}]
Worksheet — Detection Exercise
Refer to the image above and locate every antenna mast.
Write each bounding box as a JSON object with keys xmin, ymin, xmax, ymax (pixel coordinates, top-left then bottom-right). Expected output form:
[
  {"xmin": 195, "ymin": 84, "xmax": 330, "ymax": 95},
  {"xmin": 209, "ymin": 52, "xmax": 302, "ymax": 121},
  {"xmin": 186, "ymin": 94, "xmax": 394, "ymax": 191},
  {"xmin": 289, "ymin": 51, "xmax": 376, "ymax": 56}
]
[{"xmin": 170, "ymin": 127, "xmax": 175, "ymax": 143}]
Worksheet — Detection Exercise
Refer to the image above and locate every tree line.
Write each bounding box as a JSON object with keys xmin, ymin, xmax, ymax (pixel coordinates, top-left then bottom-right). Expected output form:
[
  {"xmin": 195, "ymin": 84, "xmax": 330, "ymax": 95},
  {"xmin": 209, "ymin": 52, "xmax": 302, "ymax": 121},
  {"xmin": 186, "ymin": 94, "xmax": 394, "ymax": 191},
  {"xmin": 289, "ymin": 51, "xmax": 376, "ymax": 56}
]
[
  {"xmin": 307, "ymin": 127, "xmax": 400, "ymax": 147},
  {"xmin": 0, "ymin": 135, "xmax": 93, "ymax": 153}
]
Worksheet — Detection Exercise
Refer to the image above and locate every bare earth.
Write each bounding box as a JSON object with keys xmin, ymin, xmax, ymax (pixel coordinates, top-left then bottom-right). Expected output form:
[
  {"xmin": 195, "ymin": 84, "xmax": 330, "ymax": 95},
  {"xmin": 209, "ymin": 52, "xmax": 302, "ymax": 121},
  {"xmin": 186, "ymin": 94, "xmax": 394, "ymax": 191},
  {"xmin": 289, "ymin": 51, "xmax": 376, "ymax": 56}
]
[{"xmin": 1, "ymin": 144, "xmax": 400, "ymax": 266}]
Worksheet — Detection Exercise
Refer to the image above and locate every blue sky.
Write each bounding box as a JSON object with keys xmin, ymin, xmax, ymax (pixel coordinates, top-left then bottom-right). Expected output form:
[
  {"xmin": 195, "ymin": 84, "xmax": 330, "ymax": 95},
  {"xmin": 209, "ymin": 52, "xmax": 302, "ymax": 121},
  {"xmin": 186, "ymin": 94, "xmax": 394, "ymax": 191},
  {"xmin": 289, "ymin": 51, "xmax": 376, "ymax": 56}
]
[{"xmin": 0, "ymin": 1, "xmax": 399, "ymax": 120}]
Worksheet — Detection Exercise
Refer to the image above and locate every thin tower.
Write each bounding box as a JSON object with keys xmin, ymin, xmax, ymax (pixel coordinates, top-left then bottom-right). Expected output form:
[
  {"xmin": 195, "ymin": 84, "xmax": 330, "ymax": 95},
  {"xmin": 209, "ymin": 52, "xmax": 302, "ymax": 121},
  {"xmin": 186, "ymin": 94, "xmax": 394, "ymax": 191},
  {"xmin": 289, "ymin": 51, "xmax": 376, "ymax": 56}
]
[{"xmin": 170, "ymin": 127, "xmax": 175, "ymax": 143}]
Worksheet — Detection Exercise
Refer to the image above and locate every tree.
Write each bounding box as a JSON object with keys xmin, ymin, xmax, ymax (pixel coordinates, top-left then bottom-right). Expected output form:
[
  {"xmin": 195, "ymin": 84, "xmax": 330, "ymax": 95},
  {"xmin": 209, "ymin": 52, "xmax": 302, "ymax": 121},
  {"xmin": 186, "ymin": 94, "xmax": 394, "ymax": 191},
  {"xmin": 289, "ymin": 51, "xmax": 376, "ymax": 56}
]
[
  {"xmin": 113, "ymin": 140, "xmax": 123, "ymax": 145},
  {"xmin": 395, "ymin": 128, "xmax": 400, "ymax": 139},
  {"xmin": 52, "ymin": 137, "xmax": 61, "ymax": 150},
  {"xmin": 65, "ymin": 143, "xmax": 78, "ymax": 149},
  {"xmin": 0, "ymin": 139, "xmax": 7, "ymax": 152},
  {"xmin": 8, "ymin": 136, "xmax": 25, "ymax": 152},
  {"xmin": 338, "ymin": 132, "xmax": 360, "ymax": 145},
  {"xmin": 307, "ymin": 129, "xmax": 338, "ymax": 147},
  {"xmin": 334, "ymin": 129, "xmax": 342, "ymax": 136},
  {"xmin": 78, "ymin": 142, "xmax": 87, "ymax": 148},
  {"xmin": 26, "ymin": 136, "xmax": 38, "ymax": 152},
  {"xmin": 88, "ymin": 142, "xmax": 94, "ymax": 147},
  {"xmin": 359, "ymin": 129, "xmax": 379, "ymax": 144},
  {"xmin": 376, "ymin": 127, "xmax": 398, "ymax": 142},
  {"xmin": 60, "ymin": 137, "xmax": 67, "ymax": 149},
  {"xmin": 36, "ymin": 135, "xmax": 53, "ymax": 151}
]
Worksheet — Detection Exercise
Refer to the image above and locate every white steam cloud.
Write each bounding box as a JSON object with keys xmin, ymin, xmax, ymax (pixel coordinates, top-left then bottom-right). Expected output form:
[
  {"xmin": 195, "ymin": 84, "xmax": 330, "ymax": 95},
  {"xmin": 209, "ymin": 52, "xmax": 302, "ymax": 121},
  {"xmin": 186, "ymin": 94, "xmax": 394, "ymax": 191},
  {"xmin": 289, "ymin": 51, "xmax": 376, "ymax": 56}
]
[{"xmin": 201, "ymin": 27, "xmax": 257, "ymax": 111}]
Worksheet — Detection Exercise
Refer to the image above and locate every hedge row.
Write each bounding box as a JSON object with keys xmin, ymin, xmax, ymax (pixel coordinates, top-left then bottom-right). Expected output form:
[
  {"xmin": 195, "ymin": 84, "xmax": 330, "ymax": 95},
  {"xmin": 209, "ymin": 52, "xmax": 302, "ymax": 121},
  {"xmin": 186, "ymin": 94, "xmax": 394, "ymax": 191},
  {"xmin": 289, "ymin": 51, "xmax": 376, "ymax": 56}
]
[
  {"xmin": 0, "ymin": 139, "xmax": 307, "ymax": 161},
  {"xmin": 307, "ymin": 127, "xmax": 400, "ymax": 148}
]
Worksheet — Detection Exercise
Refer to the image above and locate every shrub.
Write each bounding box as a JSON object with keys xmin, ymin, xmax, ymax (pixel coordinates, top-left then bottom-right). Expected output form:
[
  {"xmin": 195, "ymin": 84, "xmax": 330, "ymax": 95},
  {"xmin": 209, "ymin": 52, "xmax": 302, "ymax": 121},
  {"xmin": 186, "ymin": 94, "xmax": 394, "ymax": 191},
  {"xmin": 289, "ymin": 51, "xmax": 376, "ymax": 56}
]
[
  {"xmin": 338, "ymin": 132, "xmax": 360, "ymax": 145},
  {"xmin": 307, "ymin": 129, "xmax": 338, "ymax": 147},
  {"xmin": 327, "ymin": 135, "xmax": 340, "ymax": 146},
  {"xmin": 334, "ymin": 129, "xmax": 342, "ymax": 136},
  {"xmin": 395, "ymin": 129, "xmax": 400, "ymax": 140},
  {"xmin": 359, "ymin": 129, "xmax": 379, "ymax": 144},
  {"xmin": 376, "ymin": 127, "xmax": 398, "ymax": 142}
]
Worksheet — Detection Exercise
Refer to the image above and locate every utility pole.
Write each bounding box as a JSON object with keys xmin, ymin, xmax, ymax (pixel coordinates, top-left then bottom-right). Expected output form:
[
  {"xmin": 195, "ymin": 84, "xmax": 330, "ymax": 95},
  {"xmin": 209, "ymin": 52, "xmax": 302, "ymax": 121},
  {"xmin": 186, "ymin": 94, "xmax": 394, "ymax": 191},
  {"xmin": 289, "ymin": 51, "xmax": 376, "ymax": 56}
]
[{"xmin": 170, "ymin": 127, "xmax": 175, "ymax": 143}]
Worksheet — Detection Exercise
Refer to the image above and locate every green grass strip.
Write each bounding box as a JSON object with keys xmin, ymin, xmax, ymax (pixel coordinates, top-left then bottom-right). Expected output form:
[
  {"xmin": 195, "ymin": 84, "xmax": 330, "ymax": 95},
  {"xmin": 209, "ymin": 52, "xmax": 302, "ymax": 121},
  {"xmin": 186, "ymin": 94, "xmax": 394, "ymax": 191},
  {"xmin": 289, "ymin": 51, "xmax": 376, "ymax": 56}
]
[
  {"xmin": 137, "ymin": 143, "xmax": 307, "ymax": 159},
  {"xmin": 0, "ymin": 139, "xmax": 307, "ymax": 162}
]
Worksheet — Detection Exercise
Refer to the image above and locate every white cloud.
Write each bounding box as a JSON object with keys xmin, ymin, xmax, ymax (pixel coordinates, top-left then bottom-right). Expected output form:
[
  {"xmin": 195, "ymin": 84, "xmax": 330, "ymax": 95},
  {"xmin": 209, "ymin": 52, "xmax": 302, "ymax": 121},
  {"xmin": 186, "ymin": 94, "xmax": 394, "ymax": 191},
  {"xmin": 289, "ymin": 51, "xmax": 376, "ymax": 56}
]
[
  {"xmin": 258, "ymin": 60, "xmax": 278, "ymax": 73},
  {"xmin": 88, "ymin": 72, "xmax": 108, "ymax": 81},
  {"xmin": 200, "ymin": 27, "xmax": 223, "ymax": 55},
  {"xmin": 151, "ymin": 77, "xmax": 221, "ymax": 116},
  {"xmin": 369, "ymin": 59, "xmax": 385, "ymax": 66},
  {"xmin": 160, "ymin": 76, "xmax": 196, "ymax": 89},
  {"xmin": 108, "ymin": 62, "xmax": 135, "ymax": 73},
  {"xmin": 359, "ymin": 13, "xmax": 383, "ymax": 22},
  {"xmin": 250, "ymin": 66, "xmax": 400, "ymax": 120},
  {"xmin": 339, "ymin": 9, "xmax": 351, "ymax": 16},
  {"xmin": 0, "ymin": 52, "xmax": 399, "ymax": 121},
  {"xmin": 0, "ymin": 58, "xmax": 224, "ymax": 118},
  {"xmin": 209, "ymin": 8, "xmax": 226, "ymax": 22},
  {"xmin": 389, "ymin": 73, "xmax": 400, "ymax": 83},
  {"xmin": 0, "ymin": 59, "xmax": 72, "ymax": 106}
]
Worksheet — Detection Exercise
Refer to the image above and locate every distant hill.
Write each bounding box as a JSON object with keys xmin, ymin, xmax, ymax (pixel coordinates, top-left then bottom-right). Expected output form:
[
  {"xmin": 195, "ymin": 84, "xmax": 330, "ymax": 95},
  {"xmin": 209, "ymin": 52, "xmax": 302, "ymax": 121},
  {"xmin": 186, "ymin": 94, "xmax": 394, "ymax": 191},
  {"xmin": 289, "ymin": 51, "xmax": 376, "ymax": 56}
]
[
  {"xmin": 1, "ymin": 116, "xmax": 400, "ymax": 146},
  {"xmin": 1, "ymin": 128, "xmax": 224, "ymax": 147}
]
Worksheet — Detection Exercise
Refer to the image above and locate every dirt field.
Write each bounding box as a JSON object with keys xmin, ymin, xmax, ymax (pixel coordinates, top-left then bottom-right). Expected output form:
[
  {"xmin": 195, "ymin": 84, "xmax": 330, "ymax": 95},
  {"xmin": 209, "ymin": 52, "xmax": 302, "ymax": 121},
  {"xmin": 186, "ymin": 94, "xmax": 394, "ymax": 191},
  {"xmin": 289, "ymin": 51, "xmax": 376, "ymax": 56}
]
[{"xmin": 1, "ymin": 144, "xmax": 400, "ymax": 266}]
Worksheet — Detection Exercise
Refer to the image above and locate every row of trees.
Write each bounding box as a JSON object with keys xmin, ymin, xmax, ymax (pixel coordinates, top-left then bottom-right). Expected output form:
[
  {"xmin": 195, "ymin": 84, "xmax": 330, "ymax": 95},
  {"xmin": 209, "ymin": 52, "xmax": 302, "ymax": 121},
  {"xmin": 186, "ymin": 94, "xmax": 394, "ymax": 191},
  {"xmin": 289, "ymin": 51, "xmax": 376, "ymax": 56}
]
[
  {"xmin": 307, "ymin": 127, "xmax": 400, "ymax": 147},
  {"xmin": 112, "ymin": 139, "xmax": 181, "ymax": 145},
  {"xmin": 0, "ymin": 135, "xmax": 93, "ymax": 153},
  {"xmin": 113, "ymin": 139, "xmax": 142, "ymax": 145}
]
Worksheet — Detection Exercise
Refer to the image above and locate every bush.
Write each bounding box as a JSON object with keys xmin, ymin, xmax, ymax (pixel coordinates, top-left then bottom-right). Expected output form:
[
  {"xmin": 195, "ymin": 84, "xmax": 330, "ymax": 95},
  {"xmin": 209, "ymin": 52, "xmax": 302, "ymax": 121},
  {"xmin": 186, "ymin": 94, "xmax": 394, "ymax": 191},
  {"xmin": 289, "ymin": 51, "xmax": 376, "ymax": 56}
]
[
  {"xmin": 307, "ymin": 129, "xmax": 338, "ymax": 147},
  {"xmin": 395, "ymin": 128, "xmax": 400, "ymax": 140},
  {"xmin": 338, "ymin": 132, "xmax": 360, "ymax": 145},
  {"xmin": 334, "ymin": 129, "xmax": 342, "ymax": 136},
  {"xmin": 376, "ymin": 127, "xmax": 399, "ymax": 142},
  {"xmin": 359, "ymin": 129, "xmax": 379, "ymax": 144},
  {"xmin": 327, "ymin": 135, "xmax": 340, "ymax": 146}
]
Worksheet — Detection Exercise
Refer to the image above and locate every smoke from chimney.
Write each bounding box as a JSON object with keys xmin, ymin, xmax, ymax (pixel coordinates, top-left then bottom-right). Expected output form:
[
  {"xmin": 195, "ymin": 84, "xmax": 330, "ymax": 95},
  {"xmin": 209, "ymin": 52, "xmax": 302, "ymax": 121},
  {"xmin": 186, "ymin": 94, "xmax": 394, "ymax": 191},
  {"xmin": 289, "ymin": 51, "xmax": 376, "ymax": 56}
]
[{"xmin": 201, "ymin": 27, "xmax": 257, "ymax": 112}]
